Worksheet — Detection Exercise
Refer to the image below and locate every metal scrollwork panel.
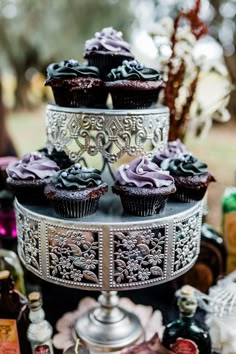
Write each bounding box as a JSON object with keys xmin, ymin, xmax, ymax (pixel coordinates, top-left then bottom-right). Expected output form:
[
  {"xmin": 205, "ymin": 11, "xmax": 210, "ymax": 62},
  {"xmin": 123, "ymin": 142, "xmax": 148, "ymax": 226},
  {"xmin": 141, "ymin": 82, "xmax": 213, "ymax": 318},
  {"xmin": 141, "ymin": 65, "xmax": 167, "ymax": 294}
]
[
  {"xmin": 172, "ymin": 208, "xmax": 202, "ymax": 277},
  {"xmin": 46, "ymin": 105, "xmax": 169, "ymax": 163},
  {"xmin": 45, "ymin": 223, "xmax": 103, "ymax": 289},
  {"xmin": 16, "ymin": 209, "xmax": 42, "ymax": 276},
  {"xmin": 110, "ymin": 224, "xmax": 168, "ymax": 289}
]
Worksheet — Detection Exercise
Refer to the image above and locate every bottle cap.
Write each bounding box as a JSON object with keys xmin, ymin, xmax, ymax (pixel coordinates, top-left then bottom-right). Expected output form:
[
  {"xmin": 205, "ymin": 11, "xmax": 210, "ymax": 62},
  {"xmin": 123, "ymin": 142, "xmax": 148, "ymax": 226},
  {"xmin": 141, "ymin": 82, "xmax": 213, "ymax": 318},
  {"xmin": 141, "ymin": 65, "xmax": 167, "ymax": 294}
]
[
  {"xmin": 0, "ymin": 270, "xmax": 10, "ymax": 280},
  {"xmin": 28, "ymin": 291, "xmax": 42, "ymax": 310},
  {"xmin": 180, "ymin": 285, "xmax": 194, "ymax": 296}
]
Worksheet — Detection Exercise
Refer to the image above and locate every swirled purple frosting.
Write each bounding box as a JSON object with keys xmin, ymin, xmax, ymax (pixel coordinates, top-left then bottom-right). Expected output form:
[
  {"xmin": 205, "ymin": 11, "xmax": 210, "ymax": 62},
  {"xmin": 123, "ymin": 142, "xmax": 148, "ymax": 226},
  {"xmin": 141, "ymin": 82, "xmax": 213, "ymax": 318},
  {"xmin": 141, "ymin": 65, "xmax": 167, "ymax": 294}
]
[
  {"xmin": 85, "ymin": 27, "xmax": 133, "ymax": 54},
  {"xmin": 153, "ymin": 139, "xmax": 190, "ymax": 165},
  {"xmin": 115, "ymin": 156, "xmax": 174, "ymax": 188},
  {"xmin": 7, "ymin": 152, "xmax": 59, "ymax": 180}
]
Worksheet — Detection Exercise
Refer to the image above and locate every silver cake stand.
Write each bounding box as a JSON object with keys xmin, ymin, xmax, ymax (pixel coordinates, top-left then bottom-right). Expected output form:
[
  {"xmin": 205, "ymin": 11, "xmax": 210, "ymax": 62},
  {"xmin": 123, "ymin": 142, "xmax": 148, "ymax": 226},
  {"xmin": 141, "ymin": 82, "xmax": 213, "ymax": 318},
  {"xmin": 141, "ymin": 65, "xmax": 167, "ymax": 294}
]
[{"xmin": 15, "ymin": 105, "xmax": 203, "ymax": 352}]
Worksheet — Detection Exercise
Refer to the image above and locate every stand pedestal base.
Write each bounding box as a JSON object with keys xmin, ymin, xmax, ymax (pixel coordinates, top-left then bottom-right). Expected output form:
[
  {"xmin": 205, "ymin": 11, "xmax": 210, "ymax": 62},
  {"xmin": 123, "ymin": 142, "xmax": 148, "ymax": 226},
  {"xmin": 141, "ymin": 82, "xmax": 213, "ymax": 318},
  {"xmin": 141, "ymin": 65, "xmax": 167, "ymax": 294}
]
[{"xmin": 74, "ymin": 292, "xmax": 144, "ymax": 352}]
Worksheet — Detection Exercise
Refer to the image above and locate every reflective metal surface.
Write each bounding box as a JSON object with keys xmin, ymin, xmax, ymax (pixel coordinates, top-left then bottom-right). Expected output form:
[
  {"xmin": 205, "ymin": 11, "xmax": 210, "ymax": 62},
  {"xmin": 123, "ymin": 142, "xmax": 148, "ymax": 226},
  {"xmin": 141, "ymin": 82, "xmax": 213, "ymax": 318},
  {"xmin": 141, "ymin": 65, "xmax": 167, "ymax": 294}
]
[
  {"xmin": 15, "ymin": 195, "xmax": 203, "ymax": 291},
  {"xmin": 74, "ymin": 291, "xmax": 144, "ymax": 352},
  {"xmin": 45, "ymin": 104, "xmax": 169, "ymax": 164}
]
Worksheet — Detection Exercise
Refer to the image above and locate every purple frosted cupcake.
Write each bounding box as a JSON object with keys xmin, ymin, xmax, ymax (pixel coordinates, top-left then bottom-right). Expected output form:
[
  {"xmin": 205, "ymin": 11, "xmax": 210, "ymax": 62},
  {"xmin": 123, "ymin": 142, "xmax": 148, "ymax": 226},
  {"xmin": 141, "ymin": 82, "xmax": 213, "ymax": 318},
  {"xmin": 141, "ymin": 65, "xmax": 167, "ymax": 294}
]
[
  {"xmin": 44, "ymin": 164, "xmax": 108, "ymax": 218},
  {"xmin": 112, "ymin": 156, "xmax": 176, "ymax": 216},
  {"xmin": 45, "ymin": 59, "xmax": 107, "ymax": 107},
  {"xmin": 161, "ymin": 155, "xmax": 215, "ymax": 202},
  {"xmin": 6, "ymin": 152, "xmax": 59, "ymax": 205},
  {"xmin": 153, "ymin": 139, "xmax": 190, "ymax": 166},
  {"xmin": 105, "ymin": 60, "xmax": 165, "ymax": 109},
  {"xmin": 84, "ymin": 27, "xmax": 134, "ymax": 79}
]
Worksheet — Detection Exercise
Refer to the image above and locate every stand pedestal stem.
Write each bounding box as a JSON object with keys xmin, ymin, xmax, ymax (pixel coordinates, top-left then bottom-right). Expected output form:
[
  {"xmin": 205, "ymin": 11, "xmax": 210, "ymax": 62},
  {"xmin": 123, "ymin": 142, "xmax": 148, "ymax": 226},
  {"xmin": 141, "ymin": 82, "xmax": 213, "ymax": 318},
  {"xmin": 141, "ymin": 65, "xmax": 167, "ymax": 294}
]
[{"xmin": 74, "ymin": 291, "xmax": 144, "ymax": 352}]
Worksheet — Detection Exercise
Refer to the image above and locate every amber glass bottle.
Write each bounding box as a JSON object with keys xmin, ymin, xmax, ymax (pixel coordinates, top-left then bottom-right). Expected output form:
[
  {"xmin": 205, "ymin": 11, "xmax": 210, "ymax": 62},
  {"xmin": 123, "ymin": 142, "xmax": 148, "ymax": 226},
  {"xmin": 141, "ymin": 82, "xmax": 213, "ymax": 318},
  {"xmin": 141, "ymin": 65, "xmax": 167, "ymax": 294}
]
[
  {"xmin": 0, "ymin": 270, "xmax": 31, "ymax": 354},
  {"xmin": 162, "ymin": 285, "xmax": 211, "ymax": 354}
]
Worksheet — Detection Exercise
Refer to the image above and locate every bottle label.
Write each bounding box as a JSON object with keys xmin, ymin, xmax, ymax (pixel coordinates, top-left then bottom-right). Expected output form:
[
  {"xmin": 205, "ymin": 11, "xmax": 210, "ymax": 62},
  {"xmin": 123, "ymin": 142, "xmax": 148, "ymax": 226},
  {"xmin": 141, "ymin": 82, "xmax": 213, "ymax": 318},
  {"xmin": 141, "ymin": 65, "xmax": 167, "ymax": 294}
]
[
  {"xmin": 170, "ymin": 338, "xmax": 199, "ymax": 354},
  {"xmin": 0, "ymin": 319, "xmax": 20, "ymax": 354},
  {"xmin": 34, "ymin": 344, "xmax": 52, "ymax": 354}
]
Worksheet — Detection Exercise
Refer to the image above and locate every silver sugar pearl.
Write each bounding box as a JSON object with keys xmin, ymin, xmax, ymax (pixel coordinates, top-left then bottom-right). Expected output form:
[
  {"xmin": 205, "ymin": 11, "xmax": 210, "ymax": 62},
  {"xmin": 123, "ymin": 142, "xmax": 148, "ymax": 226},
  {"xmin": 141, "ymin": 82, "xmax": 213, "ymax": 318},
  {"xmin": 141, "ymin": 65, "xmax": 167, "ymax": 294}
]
[
  {"xmin": 61, "ymin": 171, "xmax": 67, "ymax": 177},
  {"xmin": 138, "ymin": 167, "xmax": 144, "ymax": 173},
  {"xmin": 74, "ymin": 163, "xmax": 81, "ymax": 169},
  {"xmin": 123, "ymin": 164, "xmax": 129, "ymax": 170}
]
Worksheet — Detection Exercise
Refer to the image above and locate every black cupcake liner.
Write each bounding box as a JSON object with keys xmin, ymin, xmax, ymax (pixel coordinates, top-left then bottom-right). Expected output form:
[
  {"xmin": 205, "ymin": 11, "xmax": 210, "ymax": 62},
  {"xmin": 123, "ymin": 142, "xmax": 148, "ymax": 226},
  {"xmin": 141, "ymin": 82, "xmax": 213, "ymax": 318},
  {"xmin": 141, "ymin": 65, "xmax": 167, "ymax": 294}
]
[
  {"xmin": 52, "ymin": 87, "xmax": 108, "ymax": 108},
  {"xmin": 171, "ymin": 186, "xmax": 207, "ymax": 203},
  {"xmin": 119, "ymin": 194, "xmax": 168, "ymax": 216},
  {"xmin": 110, "ymin": 89, "xmax": 160, "ymax": 109},
  {"xmin": 86, "ymin": 53, "xmax": 134, "ymax": 80},
  {"xmin": 51, "ymin": 196, "xmax": 100, "ymax": 218},
  {"xmin": 9, "ymin": 183, "xmax": 48, "ymax": 205}
]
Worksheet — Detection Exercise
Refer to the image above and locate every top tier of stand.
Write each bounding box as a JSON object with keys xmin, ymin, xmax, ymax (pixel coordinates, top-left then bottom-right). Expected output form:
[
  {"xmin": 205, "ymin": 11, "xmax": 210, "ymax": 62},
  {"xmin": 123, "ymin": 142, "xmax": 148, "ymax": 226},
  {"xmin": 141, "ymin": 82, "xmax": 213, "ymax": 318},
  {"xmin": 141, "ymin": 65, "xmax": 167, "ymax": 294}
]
[{"xmin": 45, "ymin": 104, "xmax": 169, "ymax": 166}]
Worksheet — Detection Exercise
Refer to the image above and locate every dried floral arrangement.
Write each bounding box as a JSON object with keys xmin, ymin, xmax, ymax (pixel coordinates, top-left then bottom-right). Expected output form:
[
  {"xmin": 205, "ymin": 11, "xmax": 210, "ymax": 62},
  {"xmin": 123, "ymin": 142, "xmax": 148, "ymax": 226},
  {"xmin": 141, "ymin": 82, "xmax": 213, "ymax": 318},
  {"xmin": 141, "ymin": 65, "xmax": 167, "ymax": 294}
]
[{"xmin": 149, "ymin": 0, "xmax": 232, "ymax": 141}]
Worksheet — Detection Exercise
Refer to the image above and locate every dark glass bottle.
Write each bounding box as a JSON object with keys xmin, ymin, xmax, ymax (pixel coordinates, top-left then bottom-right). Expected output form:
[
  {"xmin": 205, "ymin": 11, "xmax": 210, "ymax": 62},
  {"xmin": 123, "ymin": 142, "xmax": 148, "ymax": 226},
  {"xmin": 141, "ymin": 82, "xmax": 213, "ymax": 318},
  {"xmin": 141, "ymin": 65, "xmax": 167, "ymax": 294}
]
[
  {"xmin": 0, "ymin": 270, "xmax": 31, "ymax": 354},
  {"xmin": 162, "ymin": 285, "xmax": 211, "ymax": 354}
]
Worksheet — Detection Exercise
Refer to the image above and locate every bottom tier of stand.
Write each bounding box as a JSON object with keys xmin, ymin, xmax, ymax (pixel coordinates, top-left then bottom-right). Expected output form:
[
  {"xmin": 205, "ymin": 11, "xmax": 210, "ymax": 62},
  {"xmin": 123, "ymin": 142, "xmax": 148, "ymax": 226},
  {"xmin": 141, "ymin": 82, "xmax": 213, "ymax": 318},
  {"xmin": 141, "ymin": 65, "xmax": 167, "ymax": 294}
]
[{"xmin": 15, "ymin": 194, "xmax": 203, "ymax": 292}]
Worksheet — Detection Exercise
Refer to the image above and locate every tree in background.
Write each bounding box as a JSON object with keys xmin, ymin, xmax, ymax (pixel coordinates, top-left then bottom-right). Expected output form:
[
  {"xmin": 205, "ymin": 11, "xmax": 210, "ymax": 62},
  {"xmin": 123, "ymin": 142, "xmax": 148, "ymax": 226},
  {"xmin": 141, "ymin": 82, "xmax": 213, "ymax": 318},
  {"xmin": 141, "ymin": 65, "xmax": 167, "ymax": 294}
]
[{"xmin": 0, "ymin": 0, "xmax": 134, "ymax": 109}]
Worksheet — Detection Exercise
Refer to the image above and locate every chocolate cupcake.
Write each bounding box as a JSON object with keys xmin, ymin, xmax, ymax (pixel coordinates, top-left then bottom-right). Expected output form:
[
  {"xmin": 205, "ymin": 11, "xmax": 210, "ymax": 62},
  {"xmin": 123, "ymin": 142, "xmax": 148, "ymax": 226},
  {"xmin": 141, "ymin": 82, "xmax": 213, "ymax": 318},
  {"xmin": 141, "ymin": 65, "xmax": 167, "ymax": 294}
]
[
  {"xmin": 45, "ymin": 59, "xmax": 107, "ymax": 107},
  {"xmin": 161, "ymin": 155, "xmax": 215, "ymax": 202},
  {"xmin": 112, "ymin": 156, "xmax": 176, "ymax": 216},
  {"xmin": 38, "ymin": 147, "xmax": 73, "ymax": 170},
  {"xmin": 6, "ymin": 152, "xmax": 59, "ymax": 205},
  {"xmin": 84, "ymin": 27, "xmax": 134, "ymax": 79},
  {"xmin": 105, "ymin": 60, "xmax": 165, "ymax": 109},
  {"xmin": 44, "ymin": 163, "xmax": 108, "ymax": 218},
  {"xmin": 153, "ymin": 139, "xmax": 190, "ymax": 166}
]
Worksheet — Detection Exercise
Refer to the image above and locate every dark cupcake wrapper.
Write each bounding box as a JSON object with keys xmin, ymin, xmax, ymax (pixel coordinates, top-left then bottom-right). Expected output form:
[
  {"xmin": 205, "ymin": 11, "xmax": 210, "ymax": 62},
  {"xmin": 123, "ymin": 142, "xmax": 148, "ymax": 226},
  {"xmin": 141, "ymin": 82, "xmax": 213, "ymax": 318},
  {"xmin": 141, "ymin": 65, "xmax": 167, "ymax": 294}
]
[
  {"xmin": 119, "ymin": 194, "xmax": 168, "ymax": 216},
  {"xmin": 109, "ymin": 89, "xmax": 161, "ymax": 109},
  {"xmin": 171, "ymin": 185, "xmax": 207, "ymax": 202},
  {"xmin": 7, "ymin": 181, "xmax": 49, "ymax": 205},
  {"xmin": 51, "ymin": 86, "xmax": 108, "ymax": 108},
  {"xmin": 86, "ymin": 53, "xmax": 134, "ymax": 80},
  {"xmin": 50, "ymin": 196, "xmax": 100, "ymax": 218}
]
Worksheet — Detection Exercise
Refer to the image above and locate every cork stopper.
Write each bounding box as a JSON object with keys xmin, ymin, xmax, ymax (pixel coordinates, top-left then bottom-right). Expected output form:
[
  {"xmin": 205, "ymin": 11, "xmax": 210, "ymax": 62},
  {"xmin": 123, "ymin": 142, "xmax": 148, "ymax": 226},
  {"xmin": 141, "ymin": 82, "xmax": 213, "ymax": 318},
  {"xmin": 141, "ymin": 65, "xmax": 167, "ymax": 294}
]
[
  {"xmin": 180, "ymin": 285, "xmax": 194, "ymax": 297},
  {"xmin": 28, "ymin": 291, "xmax": 42, "ymax": 310},
  {"xmin": 0, "ymin": 270, "xmax": 10, "ymax": 280}
]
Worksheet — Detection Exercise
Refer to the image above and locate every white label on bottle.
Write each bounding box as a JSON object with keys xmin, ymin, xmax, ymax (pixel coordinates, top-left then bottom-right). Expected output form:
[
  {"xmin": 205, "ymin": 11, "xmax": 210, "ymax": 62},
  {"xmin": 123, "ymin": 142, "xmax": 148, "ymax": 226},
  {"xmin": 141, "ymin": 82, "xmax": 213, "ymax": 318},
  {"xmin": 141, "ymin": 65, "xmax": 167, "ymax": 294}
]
[
  {"xmin": 34, "ymin": 344, "xmax": 52, "ymax": 354},
  {"xmin": 171, "ymin": 338, "xmax": 199, "ymax": 354}
]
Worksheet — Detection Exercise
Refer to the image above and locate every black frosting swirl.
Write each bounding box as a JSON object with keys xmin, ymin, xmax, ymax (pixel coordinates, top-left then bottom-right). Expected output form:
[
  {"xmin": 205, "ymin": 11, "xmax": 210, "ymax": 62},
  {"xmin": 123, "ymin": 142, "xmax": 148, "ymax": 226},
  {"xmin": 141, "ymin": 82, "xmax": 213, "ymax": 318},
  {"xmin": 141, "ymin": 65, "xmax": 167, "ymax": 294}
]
[
  {"xmin": 106, "ymin": 60, "xmax": 162, "ymax": 81},
  {"xmin": 38, "ymin": 148, "xmax": 73, "ymax": 169},
  {"xmin": 161, "ymin": 155, "xmax": 208, "ymax": 177},
  {"xmin": 46, "ymin": 59, "xmax": 100, "ymax": 80},
  {"xmin": 51, "ymin": 164, "xmax": 103, "ymax": 190}
]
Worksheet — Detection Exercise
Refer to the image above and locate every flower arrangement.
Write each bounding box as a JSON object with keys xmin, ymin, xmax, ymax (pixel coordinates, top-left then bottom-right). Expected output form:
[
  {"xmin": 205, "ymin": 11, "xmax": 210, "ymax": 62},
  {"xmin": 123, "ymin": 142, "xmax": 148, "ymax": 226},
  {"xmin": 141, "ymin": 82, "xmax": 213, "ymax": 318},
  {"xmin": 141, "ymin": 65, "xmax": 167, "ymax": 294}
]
[{"xmin": 149, "ymin": 0, "xmax": 232, "ymax": 141}]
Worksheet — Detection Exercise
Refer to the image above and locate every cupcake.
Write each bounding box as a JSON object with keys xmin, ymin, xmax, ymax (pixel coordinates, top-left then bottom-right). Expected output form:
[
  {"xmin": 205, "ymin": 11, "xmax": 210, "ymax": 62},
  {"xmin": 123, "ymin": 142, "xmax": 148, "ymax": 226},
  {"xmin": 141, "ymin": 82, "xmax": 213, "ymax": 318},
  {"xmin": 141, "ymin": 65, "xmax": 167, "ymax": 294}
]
[
  {"xmin": 6, "ymin": 152, "xmax": 59, "ymax": 205},
  {"xmin": 84, "ymin": 27, "xmax": 134, "ymax": 79},
  {"xmin": 153, "ymin": 139, "xmax": 190, "ymax": 166},
  {"xmin": 105, "ymin": 60, "xmax": 165, "ymax": 109},
  {"xmin": 38, "ymin": 147, "xmax": 73, "ymax": 170},
  {"xmin": 45, "ymin": 59, "xmax": 107, "ymax": 107},
  {"xmin": 44, "ymin": 164, "xmax": 108, "ymax": 218},
  {"xmin": 112, "ymin": 156, "xmax": 176, "ymax": 216},
  {"xmin": 161, "ymin": 155, "xmax": 215, "ymax": 202}
]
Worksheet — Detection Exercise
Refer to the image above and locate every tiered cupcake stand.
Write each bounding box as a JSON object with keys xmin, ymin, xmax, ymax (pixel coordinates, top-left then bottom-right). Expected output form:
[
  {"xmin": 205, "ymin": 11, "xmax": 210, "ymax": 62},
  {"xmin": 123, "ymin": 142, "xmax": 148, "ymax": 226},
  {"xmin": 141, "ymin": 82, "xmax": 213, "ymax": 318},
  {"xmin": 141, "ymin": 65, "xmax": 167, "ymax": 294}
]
[{"xmin": 15, "ymin": 105, "xmax": 203, "ymax": 352}]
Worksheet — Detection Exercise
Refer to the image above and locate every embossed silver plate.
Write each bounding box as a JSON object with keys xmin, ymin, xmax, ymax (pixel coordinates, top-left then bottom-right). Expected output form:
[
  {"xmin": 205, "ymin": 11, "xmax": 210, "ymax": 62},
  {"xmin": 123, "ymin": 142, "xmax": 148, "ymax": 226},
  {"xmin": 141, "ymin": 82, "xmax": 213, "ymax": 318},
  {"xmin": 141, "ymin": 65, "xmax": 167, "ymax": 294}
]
[
  {"xmin": 45, "ymin": 104, "xmax": 169, "ymax": 165},
  {"xmin": 15, "ymin": 195, "xmax": 202, "ymax": 291}
]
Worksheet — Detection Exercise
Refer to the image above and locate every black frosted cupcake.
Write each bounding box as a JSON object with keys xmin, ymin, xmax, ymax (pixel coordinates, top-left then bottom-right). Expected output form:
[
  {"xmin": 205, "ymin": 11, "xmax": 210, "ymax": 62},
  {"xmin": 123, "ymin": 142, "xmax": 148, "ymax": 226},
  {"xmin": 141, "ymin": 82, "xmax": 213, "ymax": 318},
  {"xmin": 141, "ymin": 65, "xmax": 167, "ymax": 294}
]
[
  {"xmin": 152, "ymin": 139, "xmax": 190, "ymax": 167},
  {"xmin": 38, "ymin": 147, "xmax": 73, "ymax": 170},
  {"xmin": 45, "ymin": 59, "xmax": 107, "ymax": 107},
  {"xmin": 44, "ymin": 163, "xmax": 108, "ymax": 218},
  {"xmin": 6, "ymin": 152, "xmax": 59, "ymax": 205},
  {"xmin": 112, "ymin": 156, "xmax": 176, "ymax": 216},
  {"xmin": 161, "ymin": 155, "xmax": 215, "ymax": 202},
  {"xmin": 84, "ymin": 27, "xmax": 134, "ymax": 79},
  {"xmin": 105, "ymin": 60, "xmax": 165, "ymax": 109}
]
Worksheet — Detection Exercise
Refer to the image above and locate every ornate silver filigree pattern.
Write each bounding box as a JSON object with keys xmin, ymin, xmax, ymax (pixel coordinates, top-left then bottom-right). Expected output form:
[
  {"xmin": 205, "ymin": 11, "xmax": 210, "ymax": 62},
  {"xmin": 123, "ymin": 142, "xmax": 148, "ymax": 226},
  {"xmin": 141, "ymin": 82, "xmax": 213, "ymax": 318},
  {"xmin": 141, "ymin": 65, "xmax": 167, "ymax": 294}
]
[
  {"xmin": 45, "ymin": 224, "xmax": 102, "ymax": 287},
  {"xmin": 111, "ymin": 226, "xmax": 167, "ymax": 288},
  {"xmin": 16, "ymin": 210, "xmax": 42, "ymax": 275},
  {"xmin": 46, "ymin": 105, "xmax": 169, "ymax": 163},
  {"xmin": 15, "ymin": 199, "xmax": 202, "ymax": 291},
  {"xmin": 172, "ymin": 211, "xmax": 202, "ymax": 276}
]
